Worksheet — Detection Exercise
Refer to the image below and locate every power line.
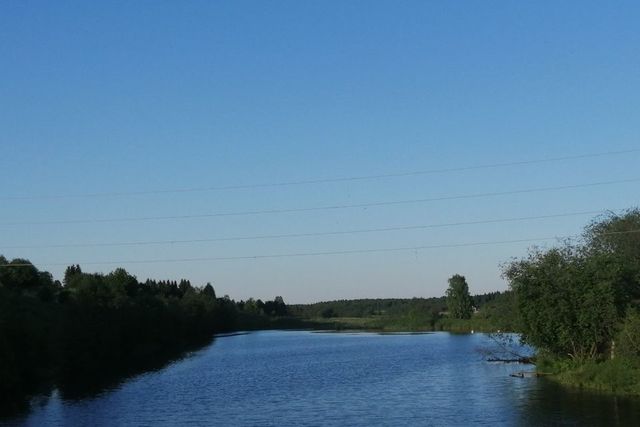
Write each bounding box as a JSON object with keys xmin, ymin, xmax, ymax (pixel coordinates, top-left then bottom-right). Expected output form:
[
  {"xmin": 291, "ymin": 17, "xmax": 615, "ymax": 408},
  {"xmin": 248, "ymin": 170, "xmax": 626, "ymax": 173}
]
[
  {"xmin": 0, "ymin": 208, "xmax": 619, "ymax": 249},
  {"xmin": 2, "ymin": 148, "xmax": 639, "ymax": 201},
  {"xmin": 1, "ymin": 178, "xmax": 638, "ymax": 226},
  {"xmin": 2, "ymin": 229, "xmax": 639, "ymax": 268}
]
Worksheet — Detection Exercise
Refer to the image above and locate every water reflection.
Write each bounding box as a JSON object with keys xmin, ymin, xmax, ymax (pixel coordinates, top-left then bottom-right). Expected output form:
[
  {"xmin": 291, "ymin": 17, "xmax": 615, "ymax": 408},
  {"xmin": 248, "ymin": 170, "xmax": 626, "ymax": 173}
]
[
  {"xmin": 2, "ymin": 331, "xmax": 639, "ymax": 426},
  {"xmin": 521, "ymin": 379, "xmax": 640, "ymax": 427}
]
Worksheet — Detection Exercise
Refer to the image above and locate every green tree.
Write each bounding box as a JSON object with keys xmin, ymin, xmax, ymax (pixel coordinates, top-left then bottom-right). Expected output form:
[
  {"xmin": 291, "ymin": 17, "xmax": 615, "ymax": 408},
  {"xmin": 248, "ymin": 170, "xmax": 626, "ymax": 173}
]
[
  {"xmin": 263, "ymin": 296, "xmax": 287, "ymax": 316},
  {"xmin": 63, "ymin": 264, "xmax": 82, "ymax": 286},
  {"xmin": 503, "ymin": 209, "xmax": 640, "ymax": 361},
  {"xmin": 243, "ymin": 297, "xmax": 262, "ymax": 314},
  {"xmin": 584, "ymin": 208, "xmax": 640, "ymax": 306},
  {"xmin": 504, "ymin": 246, "xmax": 620, "ymax": 360},
  {"xmin": 202, "ymin": 283, "xmax": 216, "ymax": 299},
  {"xmin": 446, "ymin": 274, "xmax": 473, "ymax": 319}
]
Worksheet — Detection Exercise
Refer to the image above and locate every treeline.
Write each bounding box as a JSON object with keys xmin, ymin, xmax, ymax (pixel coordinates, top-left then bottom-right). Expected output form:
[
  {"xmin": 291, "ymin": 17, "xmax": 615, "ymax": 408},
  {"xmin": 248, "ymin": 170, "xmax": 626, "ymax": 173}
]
[
  {"xmin": 289, "ymin": 297, "xmax": 446, "ymax": 319},
  {"xmin": 503, "ymin": 209, "xmax": 640, "ymax": 393},
  {"xmin": 0, "ymin": 260, "xmax": 289, "ymax": 414},
  {"xmin": 289, "ymin": 293, "xmax": 507, "ymax": 319},
  {"xmin": 288, "ymin": 291, "xmax": 517, "ymax": 331},
  {"xmin": 289, "ymin": 297, "xmax": 445, "ymax": 330}
]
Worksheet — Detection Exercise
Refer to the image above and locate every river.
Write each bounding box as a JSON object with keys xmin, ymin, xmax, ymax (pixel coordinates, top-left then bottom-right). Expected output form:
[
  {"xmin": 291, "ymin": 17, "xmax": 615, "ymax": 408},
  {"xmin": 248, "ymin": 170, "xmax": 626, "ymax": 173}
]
[{"xmin": 3, "ymin": 331, "xmax": 639, "ymax": 426}]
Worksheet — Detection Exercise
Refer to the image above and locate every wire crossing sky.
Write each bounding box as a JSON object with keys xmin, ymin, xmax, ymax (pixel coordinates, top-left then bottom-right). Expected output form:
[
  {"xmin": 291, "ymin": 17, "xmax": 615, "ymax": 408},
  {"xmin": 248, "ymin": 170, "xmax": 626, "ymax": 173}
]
[
  {"xmin": 0, "ymin": 177, "xmax": 637, "ymax": 226},
  {"xmin": 0, "ymin": 147, "xmax": 637, "ymax": 200},
  {"xmin": 0, "ymin": 208, "xmax": 624, "ymax": 250},
  {"xmin": 1, "ymin": 1, "xmax": 639, "ymax": 302},
  {"xmin": 2, "ymin": 229, "xmax": 639, "ymax": 269}
]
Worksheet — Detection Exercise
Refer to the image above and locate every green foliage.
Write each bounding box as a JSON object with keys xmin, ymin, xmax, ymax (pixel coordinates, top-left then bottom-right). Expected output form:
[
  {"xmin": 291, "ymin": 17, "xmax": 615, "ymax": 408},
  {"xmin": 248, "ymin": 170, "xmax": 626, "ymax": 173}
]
[
  {"xmin": 504, "ymin": 209, "xmax": 640, "ymax": 362},
  {"xmin": 474, "ymin": 291, "xmax": 521, "ymax": 331},
  {"xmin": 63, "ymin": 264, "xmax": 82, "ymax": 286},
  {"xmin": 0, "ymin": 257, "xmax": 286, "ymax": 414},
  {"xmin": 585, "ymin": 209, "xmax": 640, "ymax": 309},
  {"xmin": 549, "ymin": 357, "xmax": 640, "ymax": 395},
  {"xmin": 290, "ymin": 297, "xmax": 447, "ymax": 319},
  {"xmin": 202, "ymin": 283, "xmax": 216, "ymax": 299},
  {"xmin": 321, "ymin": 307, "xmax": 336, "ymax": 318},
  {"xmin": 535, "ymin": 352, "xmax": 577, "ymax": 374},
  {"xmin": 291, "ymin": 292, "xmax": 515, "ymax": 332},
  {"xmin": 446, "ymin": 274, "xmax": 473, "ymax": 320},
  {"xmin": 616, "ymin": 308, "xmax": 640, "ymax": 359},
  {"xmin": 263, "ymin": 296, "xmax": 287, "ymax": 316}
]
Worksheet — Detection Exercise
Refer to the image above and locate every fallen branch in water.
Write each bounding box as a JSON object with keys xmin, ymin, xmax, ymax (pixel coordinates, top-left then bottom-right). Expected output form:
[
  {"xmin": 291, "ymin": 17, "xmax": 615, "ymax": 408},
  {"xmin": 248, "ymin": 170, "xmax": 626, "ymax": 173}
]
[
  {"xmin": 486, "ymin": 356, "xmax": 535, "ymax": 364},
  {"xmin": 510, "ymin": 371, "xmax": 551, "ymax": 378},
  {"xmin": 477, "ymin": 332, "xmax": 536, "ymax": 365}
]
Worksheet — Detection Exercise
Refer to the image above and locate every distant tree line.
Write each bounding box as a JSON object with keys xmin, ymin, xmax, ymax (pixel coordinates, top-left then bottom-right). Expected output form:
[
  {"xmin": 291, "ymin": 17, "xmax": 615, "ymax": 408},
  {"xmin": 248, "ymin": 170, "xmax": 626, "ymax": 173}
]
[
  {"xmin": 289, "ymin": 297, "xmax": 446, "ymax": 320},
  {"xmin": 288, "ymin": 290, "xmax": 517, "ymax": 331},
  {"xmin": 0, "ymin": 259, "xmax": 288, "ymax": 414}
]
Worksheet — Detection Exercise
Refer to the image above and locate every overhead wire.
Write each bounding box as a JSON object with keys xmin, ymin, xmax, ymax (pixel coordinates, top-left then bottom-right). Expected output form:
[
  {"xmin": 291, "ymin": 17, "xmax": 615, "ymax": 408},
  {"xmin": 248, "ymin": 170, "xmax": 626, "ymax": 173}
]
[
  {"xmin": 1, "ymin": 148, "xmax": 639, "ymax": 201},
  {"xmin": 1, "ymin": 178, "xmax": 638, "ymax": 226},
  {"xmin": 2, "ymin": 229, "xmax": 639, "ymax": 268},
  {"xmin": 0, "ymin": 208, "xmax": 621, "ymax": 249}
]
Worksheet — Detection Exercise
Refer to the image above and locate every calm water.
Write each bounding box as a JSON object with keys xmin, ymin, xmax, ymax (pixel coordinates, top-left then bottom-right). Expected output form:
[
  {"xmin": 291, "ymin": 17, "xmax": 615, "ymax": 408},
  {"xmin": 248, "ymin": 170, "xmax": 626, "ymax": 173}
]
[{"xmin": 3, "ymin": 331, "xmax": 640, "ymax": 426}]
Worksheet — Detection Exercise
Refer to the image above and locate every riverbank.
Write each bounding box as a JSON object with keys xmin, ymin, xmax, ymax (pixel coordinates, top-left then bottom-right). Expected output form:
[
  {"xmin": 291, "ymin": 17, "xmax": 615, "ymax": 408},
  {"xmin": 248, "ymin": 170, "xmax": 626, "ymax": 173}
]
[{"xmin": 537, "ymin": 356, "xmax": 640, "ymax": 396}]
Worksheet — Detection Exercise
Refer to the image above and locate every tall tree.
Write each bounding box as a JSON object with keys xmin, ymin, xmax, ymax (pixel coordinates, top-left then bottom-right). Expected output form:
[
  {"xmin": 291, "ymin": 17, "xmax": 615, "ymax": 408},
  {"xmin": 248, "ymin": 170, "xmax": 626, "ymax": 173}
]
[
  {"xmin": 446, "ymin": 274, "xmax": 473, "ymax": 319},
  {"xmin": 202, "ymin": 283, "xmax": 216, "ymax": 299}
]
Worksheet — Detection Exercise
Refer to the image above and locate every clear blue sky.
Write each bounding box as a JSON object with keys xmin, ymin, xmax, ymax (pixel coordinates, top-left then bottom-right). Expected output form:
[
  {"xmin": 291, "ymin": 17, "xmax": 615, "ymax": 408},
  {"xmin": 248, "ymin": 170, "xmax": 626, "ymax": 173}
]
[{"xmin": 1, "ymin": 1, "xmax": 639, "ymax": 303}]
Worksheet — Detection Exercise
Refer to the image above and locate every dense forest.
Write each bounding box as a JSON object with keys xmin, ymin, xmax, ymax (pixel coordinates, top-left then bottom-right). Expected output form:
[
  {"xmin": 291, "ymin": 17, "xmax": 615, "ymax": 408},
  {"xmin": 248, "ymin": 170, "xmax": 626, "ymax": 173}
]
[{"xmin": 0, "ymin": 260, "xmax": 291, "ymax": 414}]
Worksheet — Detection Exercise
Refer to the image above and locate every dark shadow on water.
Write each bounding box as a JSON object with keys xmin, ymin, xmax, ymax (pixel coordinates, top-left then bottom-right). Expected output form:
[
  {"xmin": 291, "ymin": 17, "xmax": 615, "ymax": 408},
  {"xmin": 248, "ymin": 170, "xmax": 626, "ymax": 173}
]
[
  {"xmin": 0, "ymin": 336, "xmax": 215, "ymax": 421},
  {"xmin": 520, "ymin": 378, "xmax": 640, "ymax": 427},
  {"xmin": 56, "ymin": 336, "xmax": 215, "ymax": 401}
]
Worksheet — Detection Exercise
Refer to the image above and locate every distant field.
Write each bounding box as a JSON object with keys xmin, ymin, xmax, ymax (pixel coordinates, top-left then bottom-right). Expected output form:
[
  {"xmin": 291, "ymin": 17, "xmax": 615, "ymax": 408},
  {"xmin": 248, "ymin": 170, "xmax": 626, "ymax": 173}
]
[{"xmin": 296, "ymin": 315, "xmax": 506, "ymax": 333}]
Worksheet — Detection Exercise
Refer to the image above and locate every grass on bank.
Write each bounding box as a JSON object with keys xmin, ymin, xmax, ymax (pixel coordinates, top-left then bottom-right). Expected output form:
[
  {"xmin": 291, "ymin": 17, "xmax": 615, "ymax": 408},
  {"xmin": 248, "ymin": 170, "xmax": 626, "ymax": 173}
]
[
  {"xmin": 537, "ymin": 355, "xmax": 640, "ymax": 396},
  {"xmin": 294, "ymin": 314, "xmax": 505, "ymax": 333}
]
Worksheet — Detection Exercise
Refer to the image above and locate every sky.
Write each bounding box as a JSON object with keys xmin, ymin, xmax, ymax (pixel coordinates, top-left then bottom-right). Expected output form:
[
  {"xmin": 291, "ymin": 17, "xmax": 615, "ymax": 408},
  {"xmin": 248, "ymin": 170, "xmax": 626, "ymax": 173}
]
[{"xmin": 1, "ymin": 1, "xmax": 639, "ymax": 303}]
